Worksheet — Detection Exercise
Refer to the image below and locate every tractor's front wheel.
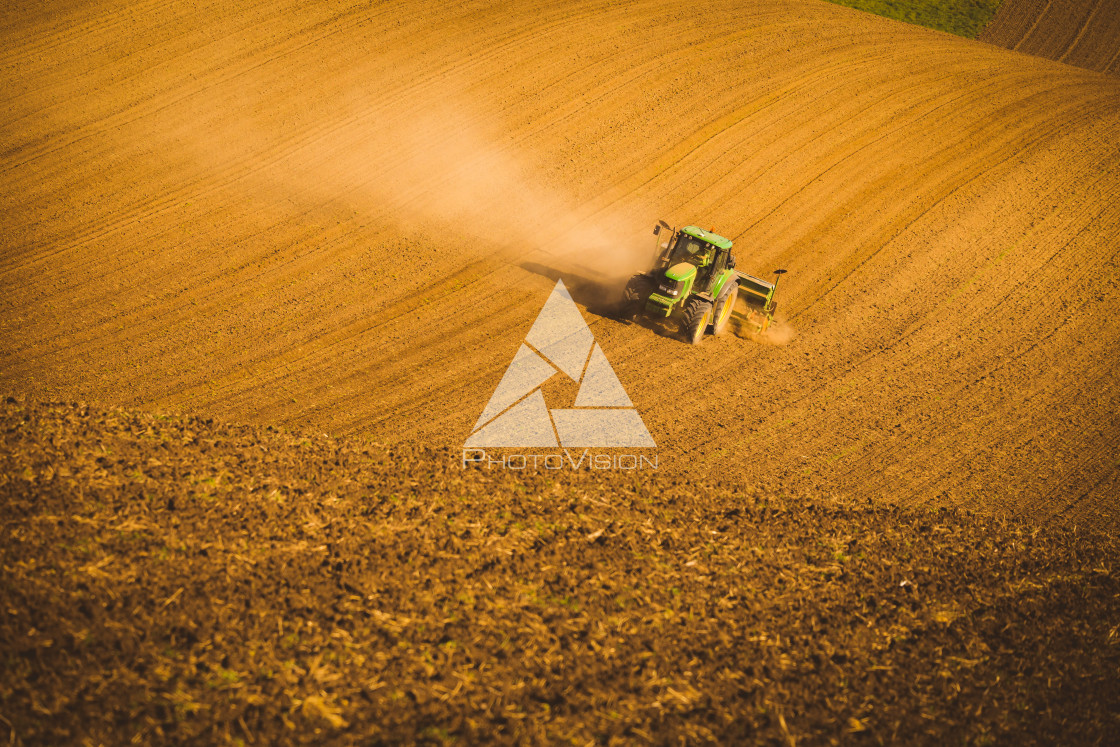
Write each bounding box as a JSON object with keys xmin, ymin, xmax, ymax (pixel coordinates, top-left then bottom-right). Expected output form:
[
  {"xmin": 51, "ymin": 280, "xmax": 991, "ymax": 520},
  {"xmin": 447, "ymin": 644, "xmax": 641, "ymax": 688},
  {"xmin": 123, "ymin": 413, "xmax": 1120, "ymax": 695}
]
[
  {"xmin": 712, "ymin": 282, "xmax": 738, "ymax": 336},
  {"xmin": 622, "ymin": 275, "xmax": 654, "ymax": 321},
  {"xmin": 681, "ymin": 298, "xmax": 713, "ymax": 345}
]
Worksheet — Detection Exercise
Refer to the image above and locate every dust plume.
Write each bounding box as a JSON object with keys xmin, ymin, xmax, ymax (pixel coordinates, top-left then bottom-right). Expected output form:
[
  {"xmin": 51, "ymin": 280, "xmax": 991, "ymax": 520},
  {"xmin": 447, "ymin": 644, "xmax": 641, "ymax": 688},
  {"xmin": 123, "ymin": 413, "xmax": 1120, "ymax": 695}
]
[
  {"xmin": 234, "ymin": 84, "xmax": 658, "ymax": 288},
  {"xmin": 730, "ymin": 314, "xmax": 796, "ymax": 345},
  {"xmin": 372, "ymin": 104, "xmax": 654, "ymax": 276},
  {"xmin": 757, "ymin": 319, "xmax": 796, "ymax": 346}
]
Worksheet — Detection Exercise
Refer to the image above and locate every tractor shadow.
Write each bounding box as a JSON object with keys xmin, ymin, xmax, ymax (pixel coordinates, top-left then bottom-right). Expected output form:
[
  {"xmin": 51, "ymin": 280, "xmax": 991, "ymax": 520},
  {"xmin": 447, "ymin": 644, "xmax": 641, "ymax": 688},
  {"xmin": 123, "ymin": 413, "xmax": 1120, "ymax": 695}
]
[
  {"xmin": 519, "ymin": 262, "xmax": 626, "ymax": 319},
  {"xmin": 519, "ymin": 261, "xmax": 684, "ymax": 340}
]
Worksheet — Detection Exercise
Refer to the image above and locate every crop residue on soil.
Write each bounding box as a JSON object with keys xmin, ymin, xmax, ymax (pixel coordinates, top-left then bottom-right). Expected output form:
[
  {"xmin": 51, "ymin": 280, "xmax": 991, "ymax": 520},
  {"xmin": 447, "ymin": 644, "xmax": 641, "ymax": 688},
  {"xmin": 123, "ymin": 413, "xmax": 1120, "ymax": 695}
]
[
  {"xmin": 2, "ymin": 399, "xmax": 1119, "ymax": 744},
  {"xmin": 3, "ymin": 0, "xmax": 1120, "ymax": 526}
]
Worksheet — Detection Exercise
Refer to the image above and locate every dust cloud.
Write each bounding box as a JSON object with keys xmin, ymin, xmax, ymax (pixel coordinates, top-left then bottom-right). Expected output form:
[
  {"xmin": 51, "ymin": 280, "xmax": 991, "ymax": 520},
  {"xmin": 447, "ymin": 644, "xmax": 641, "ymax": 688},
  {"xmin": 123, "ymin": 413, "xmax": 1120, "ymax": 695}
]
[
  {"xmin": 182, "ymin": 78, "xmax": 662, "ymax": 305},
  {"xmin": 368, "ymin": 103, "xmax": 654, "ymax": 290},
  {"xmin": 256, "ymin": 87, "xmax": 658, "ymax": 291},
  {"xmin": 729, "ymin": 314, "xmax": 796, "ymax": 345},
  {"xmin": 757, "ymin": 320, "xmax": 796, "ymax": 345}
]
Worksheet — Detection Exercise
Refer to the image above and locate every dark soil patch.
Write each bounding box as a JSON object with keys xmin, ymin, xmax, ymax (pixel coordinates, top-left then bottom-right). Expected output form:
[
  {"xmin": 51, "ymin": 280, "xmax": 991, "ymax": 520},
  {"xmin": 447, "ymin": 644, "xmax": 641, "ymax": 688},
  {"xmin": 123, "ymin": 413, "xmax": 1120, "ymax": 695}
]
[{"xmin": 2, "ymin": 398, "xmax": 1118, "ymax": 744}]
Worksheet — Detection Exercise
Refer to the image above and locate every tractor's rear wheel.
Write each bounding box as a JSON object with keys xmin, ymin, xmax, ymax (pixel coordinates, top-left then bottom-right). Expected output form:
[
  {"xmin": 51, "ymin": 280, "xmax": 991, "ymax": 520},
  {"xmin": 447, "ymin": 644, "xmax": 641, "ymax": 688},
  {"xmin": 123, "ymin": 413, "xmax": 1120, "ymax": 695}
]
[
  {"xmin": 681, "ymin": 298, "xmax": 713, "ymax": 345},
  {"xmin": 713, "ymin": 282, "xmax": 738, "ymax": 335}
]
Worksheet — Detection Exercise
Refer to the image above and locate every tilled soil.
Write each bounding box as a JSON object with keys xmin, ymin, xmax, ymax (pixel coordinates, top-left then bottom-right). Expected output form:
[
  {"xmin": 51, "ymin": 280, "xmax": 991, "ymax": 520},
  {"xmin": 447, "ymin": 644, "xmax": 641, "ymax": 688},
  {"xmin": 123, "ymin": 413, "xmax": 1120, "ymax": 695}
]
[
  {"xmin": 3, "ymin": 398, "xmax": 1118, "ymax": 745},
  {"xmin": 980, "ymin": 0, "xmax": 1120, "ymax": 75},
  {"xmin": 3, "ymin": 0, "xmax": 1120, "ymax": 530}
]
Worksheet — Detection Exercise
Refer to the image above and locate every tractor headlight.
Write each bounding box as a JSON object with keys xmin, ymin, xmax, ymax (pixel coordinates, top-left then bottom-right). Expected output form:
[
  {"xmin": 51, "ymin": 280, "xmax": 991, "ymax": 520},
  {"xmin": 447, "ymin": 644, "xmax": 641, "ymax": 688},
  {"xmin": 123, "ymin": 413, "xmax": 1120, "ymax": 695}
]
[{"xmin": 660, "ymin": 279, "xmax": 683, "ymax": 297}]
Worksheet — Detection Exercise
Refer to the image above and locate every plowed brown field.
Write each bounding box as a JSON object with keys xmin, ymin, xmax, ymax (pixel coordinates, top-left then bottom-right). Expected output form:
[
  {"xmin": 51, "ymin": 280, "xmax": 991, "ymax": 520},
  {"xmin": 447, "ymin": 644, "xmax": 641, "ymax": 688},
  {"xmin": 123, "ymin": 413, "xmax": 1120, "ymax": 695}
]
[
  {"xmin": 5, "ymin": 0, "xmax": 1119, "ymax": 527},
  {"xmin": 981, "ymin": 0, "xmax": 1120, "ymax": 75},
  {"xmin": 4, "ymin": 2, "xmax": 1120, "ymax": 741}
]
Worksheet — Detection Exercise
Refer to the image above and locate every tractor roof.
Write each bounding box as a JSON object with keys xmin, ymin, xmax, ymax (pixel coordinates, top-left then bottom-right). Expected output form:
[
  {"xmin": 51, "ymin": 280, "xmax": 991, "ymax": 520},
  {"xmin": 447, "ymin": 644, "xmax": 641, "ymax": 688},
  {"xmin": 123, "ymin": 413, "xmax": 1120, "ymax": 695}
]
[{"xmin": 680, "ymin": 225, "xmax": 733, "ymax": 250}]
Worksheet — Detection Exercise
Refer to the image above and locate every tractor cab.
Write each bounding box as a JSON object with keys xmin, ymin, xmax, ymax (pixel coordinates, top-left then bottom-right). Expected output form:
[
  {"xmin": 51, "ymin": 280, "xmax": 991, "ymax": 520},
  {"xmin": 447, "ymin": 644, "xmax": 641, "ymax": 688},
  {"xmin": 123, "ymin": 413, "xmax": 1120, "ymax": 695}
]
[
  {"xmin": 670, "ymin": 232, "xmax": 714, "ymax": 268},
  {"xmin": 657, "ymin": 225, "xmax": 734, "ymax": 294}
]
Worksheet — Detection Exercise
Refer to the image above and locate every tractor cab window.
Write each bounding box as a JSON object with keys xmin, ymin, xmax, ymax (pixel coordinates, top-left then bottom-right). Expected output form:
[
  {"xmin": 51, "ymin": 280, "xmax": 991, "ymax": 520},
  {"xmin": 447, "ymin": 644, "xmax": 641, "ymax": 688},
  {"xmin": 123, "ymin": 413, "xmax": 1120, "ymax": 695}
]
[{"xmin": 673, "ymin": 236, "xmax": 713, "ymax": 267}]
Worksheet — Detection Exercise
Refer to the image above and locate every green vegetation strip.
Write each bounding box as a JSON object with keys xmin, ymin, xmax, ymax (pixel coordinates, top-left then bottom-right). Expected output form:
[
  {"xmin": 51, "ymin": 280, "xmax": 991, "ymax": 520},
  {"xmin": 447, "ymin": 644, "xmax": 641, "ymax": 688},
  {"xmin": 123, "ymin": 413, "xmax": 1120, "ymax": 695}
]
[{"xmin": 822, "ymin": 0, "xmax": 1003, "ymax": 38}]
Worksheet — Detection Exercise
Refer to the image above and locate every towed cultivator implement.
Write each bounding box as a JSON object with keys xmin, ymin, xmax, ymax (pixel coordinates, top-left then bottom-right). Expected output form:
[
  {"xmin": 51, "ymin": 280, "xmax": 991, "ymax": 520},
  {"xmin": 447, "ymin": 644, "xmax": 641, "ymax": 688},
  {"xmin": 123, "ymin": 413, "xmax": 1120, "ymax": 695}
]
[{"xmin": 734, "ymin": 267, "xmax": 786, "ymax": 334}]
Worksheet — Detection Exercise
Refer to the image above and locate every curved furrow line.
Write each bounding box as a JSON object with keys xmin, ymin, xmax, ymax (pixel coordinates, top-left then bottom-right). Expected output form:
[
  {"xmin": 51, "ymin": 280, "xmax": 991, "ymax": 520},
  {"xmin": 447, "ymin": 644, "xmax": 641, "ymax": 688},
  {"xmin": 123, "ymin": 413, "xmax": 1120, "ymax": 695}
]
[
  {"xmin": 178, "ymin": 261, "xmax": 528, "ymax": 425},
  {"xmin": 673, "ymin": 58, "xmax": 976, "ymax": 221},
  {"xmin": 1014, "ymin": 0, "xmax": 1051, "ymax": 52},
  {"xmin": 781, "ymin": 82, "xmax": 1113, "ymax": 319},
  {"xmin": 1058, "ymin": 0, "xmax": 1106, "ymax": 63},
  {"xmin": 840, "ymin": 193, "xmax": 1120, "ymax": 507},
  {"xmin": 981, "ymin": 0, "xmax": 1120, "ymax": 75},
  {"xmin": 0, "ymin": 0, "xmax": 173, "ymax": 69},
  {"xmin": 0, "ymin": 2, "xmax": 637, "ymax": 275},
  {"xmin": 709, "ymin": 66, "xmax": 1015, "ymax": 246},
  {"xmin": 652, "ymin": 47, "xmax": 941, "ymax": 219},
  {"xmin": 0, "ymin": 1, "xmax": 373, "ymax": 174},
  {"xmin": 1105, "ymin": 39, "xmax": 1120, "ymax": 74},
  {"xmin": 0, "ymin": 0, "xmax": 331, "ymax": 130},
  {"xmin": 572, "ymin": 37, "xmax": 910, "ymax": 221}
]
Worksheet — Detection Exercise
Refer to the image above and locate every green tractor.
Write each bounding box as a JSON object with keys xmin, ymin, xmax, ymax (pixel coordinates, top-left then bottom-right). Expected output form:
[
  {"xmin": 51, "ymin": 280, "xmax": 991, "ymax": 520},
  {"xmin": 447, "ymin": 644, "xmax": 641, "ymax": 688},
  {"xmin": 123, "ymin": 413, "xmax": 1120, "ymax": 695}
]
[{"xmin": 622, "ymin": 222, "xmax": 786, "ymax": 344}]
